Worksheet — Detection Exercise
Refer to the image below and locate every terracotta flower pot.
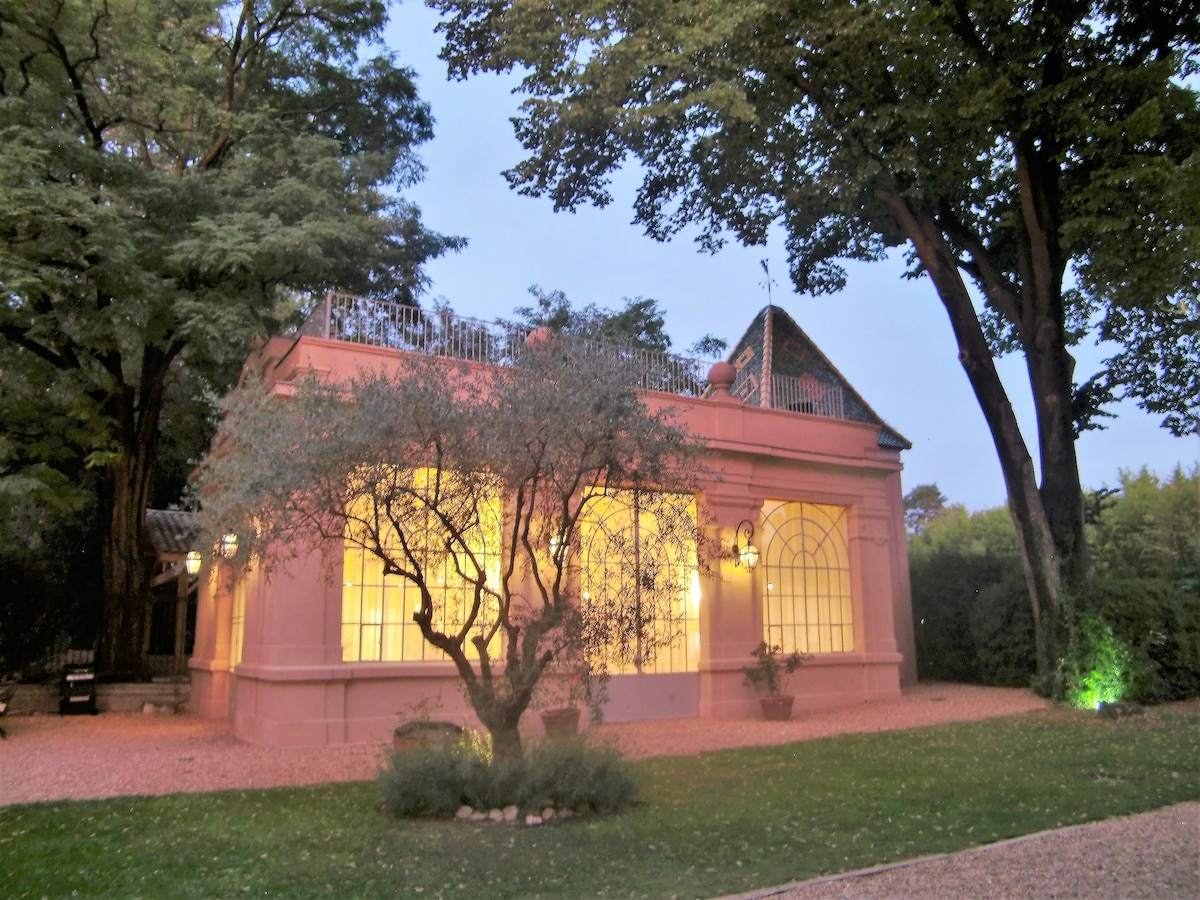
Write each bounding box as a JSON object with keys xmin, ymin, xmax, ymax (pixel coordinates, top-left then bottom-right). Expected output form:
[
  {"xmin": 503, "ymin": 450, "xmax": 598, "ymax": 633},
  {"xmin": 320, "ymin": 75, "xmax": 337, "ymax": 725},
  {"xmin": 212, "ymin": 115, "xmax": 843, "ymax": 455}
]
[
  {"xmin": 540, "ymin": 706, "xmax": 582, "ymax": 738},
  {"xmin": 758, "ymin": 695, "xmax": 794, "ymax": 721}
]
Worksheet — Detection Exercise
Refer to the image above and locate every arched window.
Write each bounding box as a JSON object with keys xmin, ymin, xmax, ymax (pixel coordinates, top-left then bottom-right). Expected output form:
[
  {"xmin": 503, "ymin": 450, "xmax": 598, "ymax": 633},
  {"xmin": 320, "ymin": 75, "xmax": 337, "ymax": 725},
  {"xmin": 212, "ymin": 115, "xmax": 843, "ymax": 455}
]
[
  {"xmin": 760, "ymin": 501, "xmax": 853, "ymax": 654},
  {"xmin": 579, "ymin": 490, "xmax": 701, "ymax": 674}
]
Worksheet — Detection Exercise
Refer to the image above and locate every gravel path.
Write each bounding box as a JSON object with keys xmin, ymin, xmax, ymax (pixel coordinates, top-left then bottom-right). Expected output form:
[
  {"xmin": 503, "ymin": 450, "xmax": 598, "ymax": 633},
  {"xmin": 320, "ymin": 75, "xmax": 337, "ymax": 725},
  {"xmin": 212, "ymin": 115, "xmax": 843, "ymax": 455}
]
[
  {"xmin": 0, "ymin": 683, "xmax": 1045, "ymax": 805},
  {"xmin": 747, "ymin": 803, "xmax": 1199, "ymax": 900},
  {"xmin": 1, "ymin": 683, "xmax": 1195, "ymax": 898}
]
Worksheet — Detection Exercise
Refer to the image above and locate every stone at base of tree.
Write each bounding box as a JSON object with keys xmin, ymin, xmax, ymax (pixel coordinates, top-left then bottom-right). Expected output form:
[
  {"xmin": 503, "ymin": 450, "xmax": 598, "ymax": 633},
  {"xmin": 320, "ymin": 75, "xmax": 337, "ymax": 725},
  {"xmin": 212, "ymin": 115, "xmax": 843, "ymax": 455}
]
[
  {"xmin": 451, "ymin": 804, "xmax": 579, "ymax": 825},
  {"xmin": 1098, "ymin": 701, "xmax": 1145, "ymax": 719}
]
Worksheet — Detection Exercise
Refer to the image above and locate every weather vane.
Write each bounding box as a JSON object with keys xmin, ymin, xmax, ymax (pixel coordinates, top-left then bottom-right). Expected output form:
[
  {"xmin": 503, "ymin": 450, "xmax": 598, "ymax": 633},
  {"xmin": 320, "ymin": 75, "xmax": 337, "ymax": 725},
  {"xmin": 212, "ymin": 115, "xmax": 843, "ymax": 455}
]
[{"xmin": 759, "ymin": 259, "xmax": 776, "ymax": 305}]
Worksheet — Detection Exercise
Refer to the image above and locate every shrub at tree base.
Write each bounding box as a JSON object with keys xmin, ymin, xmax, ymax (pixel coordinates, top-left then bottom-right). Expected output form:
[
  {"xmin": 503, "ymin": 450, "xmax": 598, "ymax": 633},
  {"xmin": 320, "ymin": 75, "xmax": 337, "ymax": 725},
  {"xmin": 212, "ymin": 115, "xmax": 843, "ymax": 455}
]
[
  {"xmin": 1079, "ymin": 578, "xmax": 1200, "ymax": 704},
  {"xmin": 1063, "ymin": 614, "xmax": 1137, "ymax": 710},
  {"xmin": 378, "ymin": 733, "xmax": 636, "ymax": 819}
]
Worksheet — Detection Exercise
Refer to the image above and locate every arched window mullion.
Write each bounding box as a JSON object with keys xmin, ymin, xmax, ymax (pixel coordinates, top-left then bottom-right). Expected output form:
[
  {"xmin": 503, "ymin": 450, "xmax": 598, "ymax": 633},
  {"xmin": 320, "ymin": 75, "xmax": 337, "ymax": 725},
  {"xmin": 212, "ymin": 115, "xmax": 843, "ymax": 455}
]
[{"xmin": 761, "ymin": 501, "xmax": 853, "ymax": 655}]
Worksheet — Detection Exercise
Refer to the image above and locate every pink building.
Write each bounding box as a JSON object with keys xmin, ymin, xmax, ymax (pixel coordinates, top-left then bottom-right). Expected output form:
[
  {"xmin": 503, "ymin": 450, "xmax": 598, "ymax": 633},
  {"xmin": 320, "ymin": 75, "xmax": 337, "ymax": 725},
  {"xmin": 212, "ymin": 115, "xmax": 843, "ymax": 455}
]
[{"xmin": 190, "ymin": 299, "xmax": 916, "ymax": 746}]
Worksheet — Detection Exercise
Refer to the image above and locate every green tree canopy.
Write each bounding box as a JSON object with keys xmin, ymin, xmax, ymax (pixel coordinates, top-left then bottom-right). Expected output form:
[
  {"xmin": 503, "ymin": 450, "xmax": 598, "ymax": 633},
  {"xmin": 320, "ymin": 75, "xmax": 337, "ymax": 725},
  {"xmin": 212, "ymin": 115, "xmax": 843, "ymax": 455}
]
[
  {"xmin": 0, "ymin": 0, "xmax": 463, "ymax": 673},
  {"xmin": 433, "ymin": 0, "xmax": 1199, "ymax": 692},
  {"xmin": 903, "ymin": 483, "xmax": 949, "ymax": 535},
  {"xmin": 1090, "ymin": 465, "xmax": 1200, "ymax": 583},
  {"xmin": 510, "ymin": 286, "xmax": 673, "ymax": 352}
]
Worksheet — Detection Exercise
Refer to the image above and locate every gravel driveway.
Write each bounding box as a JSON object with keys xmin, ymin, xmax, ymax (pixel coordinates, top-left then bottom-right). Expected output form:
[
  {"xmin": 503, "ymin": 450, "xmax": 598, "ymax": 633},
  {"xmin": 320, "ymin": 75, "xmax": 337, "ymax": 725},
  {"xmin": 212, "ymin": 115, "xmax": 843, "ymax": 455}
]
[{"xmin": 1, "ymin": 683, "xmax": 1195, "ymax": 898}]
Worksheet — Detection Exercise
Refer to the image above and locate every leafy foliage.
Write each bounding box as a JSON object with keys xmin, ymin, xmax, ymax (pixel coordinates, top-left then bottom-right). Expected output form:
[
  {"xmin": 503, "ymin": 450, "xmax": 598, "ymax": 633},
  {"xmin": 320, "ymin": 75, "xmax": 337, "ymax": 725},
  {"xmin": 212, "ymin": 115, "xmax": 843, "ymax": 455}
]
[
  {"xmin": 1062, "ymin": 614, "xmax": 1139, "ymax": 710},
  {"xmin": 508, "ymin": 286, "xmax": 673, "ymax": 352},
  {"xmin": 1078, "ymin": 466, "xmax": 1200, "ymax": 701},
  {"xmin": 378, "ymin": 732, "xmax": 636, "ymax": 819},
  {"xmin": 1080, "ymin": 577, "xmax": 1200, "ymax": 703},
  {"xmin": 903, "ymin": 483, "xmax": 948, "ymax": 535},
  {"xmin": 909, "ymin": 505, "xmax": 1035, "ymax": 685},
  {"xmin": 1090, "ymin": 466, "xmax": 1200, "ymax": 584},
  {"xmin": 0, "ymin": 489, "xmax": 102, "ymax": 673},
  {"xmin": 740, "ymin": 642, "xmax": 811, "ymax": 696},
  {"xmin": 0, "ymin": 0, "xmax": 461, "ymax": 672},
  {"xmin": 912, "ymin": 469, "xmax": 1200, "ymax": 701}
]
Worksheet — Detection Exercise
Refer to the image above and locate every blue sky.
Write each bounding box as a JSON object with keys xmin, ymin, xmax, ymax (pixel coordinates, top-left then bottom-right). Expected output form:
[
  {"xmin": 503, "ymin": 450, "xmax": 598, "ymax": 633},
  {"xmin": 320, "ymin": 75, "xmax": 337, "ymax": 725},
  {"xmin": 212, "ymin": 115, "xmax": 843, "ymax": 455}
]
[{"xmin": 383, "ymin": 4, "xmax": 1195, "ymax": 512}]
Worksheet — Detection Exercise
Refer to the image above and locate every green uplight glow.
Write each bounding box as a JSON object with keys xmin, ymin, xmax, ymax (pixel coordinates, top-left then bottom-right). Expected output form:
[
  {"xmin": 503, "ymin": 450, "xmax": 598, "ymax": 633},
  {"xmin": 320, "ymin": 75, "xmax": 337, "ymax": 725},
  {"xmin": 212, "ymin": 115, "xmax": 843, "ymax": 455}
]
[{"xmin": 1067, "ymin": 617, "xmax": 1132, "ymax": 711}]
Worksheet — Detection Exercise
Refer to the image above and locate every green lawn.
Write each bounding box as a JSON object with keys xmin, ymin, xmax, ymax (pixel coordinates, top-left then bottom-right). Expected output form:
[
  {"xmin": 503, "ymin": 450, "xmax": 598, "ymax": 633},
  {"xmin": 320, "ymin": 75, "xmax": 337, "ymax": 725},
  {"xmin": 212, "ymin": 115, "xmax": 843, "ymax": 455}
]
[{"xmin": 2, "ymin": 705, "xmax": 1196, "ymax": 899}]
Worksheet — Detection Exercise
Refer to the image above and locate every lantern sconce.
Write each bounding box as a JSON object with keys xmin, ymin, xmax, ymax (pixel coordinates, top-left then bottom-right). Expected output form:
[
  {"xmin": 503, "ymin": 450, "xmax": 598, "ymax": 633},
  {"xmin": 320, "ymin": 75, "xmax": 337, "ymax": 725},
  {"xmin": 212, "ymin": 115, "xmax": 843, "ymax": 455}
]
[
  {"xmin": 732, "ymin": 519, "xmax": 759, "ymax": 571},
  {"xmin": 185, "ymin": 550, "xmax": 202, "ymax": 576},
  {"xmin": 219, "ymin": 533, "xmax": 239, "ymax": 559}
]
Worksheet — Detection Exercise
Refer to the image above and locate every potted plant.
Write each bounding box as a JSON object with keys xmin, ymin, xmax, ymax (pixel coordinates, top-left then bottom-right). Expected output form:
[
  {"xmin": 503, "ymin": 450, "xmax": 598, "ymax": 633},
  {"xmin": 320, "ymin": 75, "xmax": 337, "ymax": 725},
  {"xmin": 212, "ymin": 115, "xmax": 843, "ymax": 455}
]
[
  {"xmin": 537, "ymin": 661, "xmax": 591, "ymax": 737},
  {"xmin": 535, "ymin": 611, "xmax": 610, "ymax": 738},
  {"xmin": 741, "ymin": 642, "xmax": 811, "ymax": 721}
]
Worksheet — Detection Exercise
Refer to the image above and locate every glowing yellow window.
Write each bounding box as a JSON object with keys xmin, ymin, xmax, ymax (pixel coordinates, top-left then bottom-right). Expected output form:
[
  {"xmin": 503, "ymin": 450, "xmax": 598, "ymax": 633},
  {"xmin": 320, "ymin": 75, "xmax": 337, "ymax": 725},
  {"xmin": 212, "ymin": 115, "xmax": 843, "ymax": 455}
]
[
  {"xmin": 579, "ymin": 489, "xmax": 701, "ymax": 674},
  {"xmin": 760, "ymin": 501, "xmax": 853, "ymax": 654},
  {"xmin": 341, "ymin": 467, "xmax": 501, "ymax": 663},
  {"xmin": 229, "ymin": 579, "xmax": 246, "ymax": 666}
]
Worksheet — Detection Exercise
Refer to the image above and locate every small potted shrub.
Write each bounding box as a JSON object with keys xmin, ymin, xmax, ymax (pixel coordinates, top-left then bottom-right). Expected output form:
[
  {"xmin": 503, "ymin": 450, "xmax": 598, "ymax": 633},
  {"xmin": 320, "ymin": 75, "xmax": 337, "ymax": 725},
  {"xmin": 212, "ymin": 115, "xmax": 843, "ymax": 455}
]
[{"xmin": 741, "ymin": 642, "xmax": 811, "ymax": 720}]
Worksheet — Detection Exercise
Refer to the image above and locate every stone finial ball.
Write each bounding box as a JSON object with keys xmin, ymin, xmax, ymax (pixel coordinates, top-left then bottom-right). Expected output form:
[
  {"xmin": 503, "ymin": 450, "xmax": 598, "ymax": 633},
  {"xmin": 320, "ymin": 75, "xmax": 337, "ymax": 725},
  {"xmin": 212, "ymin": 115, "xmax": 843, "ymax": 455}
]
[
  {"xmin": 524, "ymin": 326, "xmax": 557, "ymax": 349},
  {"xmin": 707, "ymin": 360, "xmax": 736, "ymax": 392}
]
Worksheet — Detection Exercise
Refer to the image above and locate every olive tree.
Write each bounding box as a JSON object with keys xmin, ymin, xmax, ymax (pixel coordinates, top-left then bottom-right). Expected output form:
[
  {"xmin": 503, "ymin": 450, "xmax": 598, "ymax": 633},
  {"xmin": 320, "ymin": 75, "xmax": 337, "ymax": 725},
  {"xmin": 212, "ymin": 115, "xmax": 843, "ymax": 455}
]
[{"xmin": 196, "ymin": 339, "xmax": 707, "ymax": 760}]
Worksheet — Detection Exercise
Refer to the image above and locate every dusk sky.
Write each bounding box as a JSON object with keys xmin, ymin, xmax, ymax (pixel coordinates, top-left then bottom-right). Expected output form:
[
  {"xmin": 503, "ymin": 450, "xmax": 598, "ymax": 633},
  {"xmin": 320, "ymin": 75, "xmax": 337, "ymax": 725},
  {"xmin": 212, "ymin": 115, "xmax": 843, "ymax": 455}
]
[{"xmin": 384, "ymin": 4, "xmax": 1195, "ymax": 512}]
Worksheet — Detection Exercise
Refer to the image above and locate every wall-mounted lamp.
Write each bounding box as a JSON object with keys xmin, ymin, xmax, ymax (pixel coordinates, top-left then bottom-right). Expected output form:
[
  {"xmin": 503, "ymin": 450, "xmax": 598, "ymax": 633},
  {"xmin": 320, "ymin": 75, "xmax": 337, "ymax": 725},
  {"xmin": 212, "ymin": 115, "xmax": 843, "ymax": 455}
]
[
  {"xmin": 185, "ymin": 550, "xmax": 202, "ymax": 576},
  {"xmin": 220, "ymin": 533, "xmax": 239, "ymax": 559},
  {"xmin": 732, "ymin": 519, "xmax": 759, "ymax": 571}
]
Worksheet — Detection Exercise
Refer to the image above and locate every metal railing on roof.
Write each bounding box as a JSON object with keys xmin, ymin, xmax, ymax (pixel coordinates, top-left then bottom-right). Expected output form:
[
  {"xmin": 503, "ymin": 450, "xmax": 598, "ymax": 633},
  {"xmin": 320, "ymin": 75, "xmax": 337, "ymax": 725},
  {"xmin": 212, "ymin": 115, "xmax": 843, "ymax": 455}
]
[
  {"xmin": 769, "ymin": 374, "xmax": 845, "ymax": 419},
  {"xmin": 298, "ymin": 295, "xmax": 875, "ymax": 432},
  {"xmin": 299, "ymin": 292, "xmax": 709, "ymax": 397}
]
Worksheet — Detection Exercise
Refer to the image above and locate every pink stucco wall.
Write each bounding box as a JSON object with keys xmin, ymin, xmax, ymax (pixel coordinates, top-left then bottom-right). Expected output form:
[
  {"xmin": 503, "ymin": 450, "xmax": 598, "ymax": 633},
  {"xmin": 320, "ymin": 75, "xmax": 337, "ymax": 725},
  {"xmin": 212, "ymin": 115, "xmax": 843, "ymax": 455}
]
[{"xmin": 191, "ymin": 335, "xmax": 916, "ymax": 746}]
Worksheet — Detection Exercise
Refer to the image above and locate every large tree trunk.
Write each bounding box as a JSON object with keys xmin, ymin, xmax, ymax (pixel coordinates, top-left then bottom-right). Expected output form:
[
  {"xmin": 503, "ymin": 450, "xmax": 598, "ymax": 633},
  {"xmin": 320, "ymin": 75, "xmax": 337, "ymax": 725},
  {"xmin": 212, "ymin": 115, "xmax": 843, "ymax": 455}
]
[
  {"xmin": 466, "ymin": 684, "xmax": 529, "ymax": 762},
  {"xmin": 95, "ymin": 349, "xmax": 171, "ymax": 677},
  {"xmin": 1012, "ymin": 133, "xmax": 1093, "ymax": 596},
  {"xmin": 883, "ymin": 190, "xmax": 1069, "ymax": 692},
  {"xmin": 1027, "ymin": 327, "xmax": 1092, "ymax": 589},
  {"xmin": 97, "ymin": 453, "xmax": 154, "ymax": 677}
]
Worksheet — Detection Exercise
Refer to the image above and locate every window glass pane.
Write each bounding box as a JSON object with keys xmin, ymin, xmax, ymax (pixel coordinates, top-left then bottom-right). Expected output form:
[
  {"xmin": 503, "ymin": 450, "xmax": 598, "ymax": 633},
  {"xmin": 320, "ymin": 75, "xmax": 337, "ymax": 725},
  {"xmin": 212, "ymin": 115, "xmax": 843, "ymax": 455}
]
[
  {"xmin": 580, "ymin": 489, "xmax": 700, "ymax": 674},
  {"xmin": 342, "ymin": 466, "xmax": 500, "ymax": 663},
  {"xmin": 761, "ymin": 501, "xmax": 853, "ymax": 654},
  {"xmin": 230, "ymin": 581, "xmax": 246, "ymax": 666}
]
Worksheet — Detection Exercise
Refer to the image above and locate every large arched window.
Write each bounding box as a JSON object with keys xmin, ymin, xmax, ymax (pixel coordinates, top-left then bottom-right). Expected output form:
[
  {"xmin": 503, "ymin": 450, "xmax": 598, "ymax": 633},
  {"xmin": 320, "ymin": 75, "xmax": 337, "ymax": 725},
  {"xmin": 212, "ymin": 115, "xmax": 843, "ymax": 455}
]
[
  {"xmin": 760, "ymin": 501, "xmax": 853, "ymax": 654},
  {"xmin": 579, "ymin": 490, "xmax": 701, "ymax": 674}
]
